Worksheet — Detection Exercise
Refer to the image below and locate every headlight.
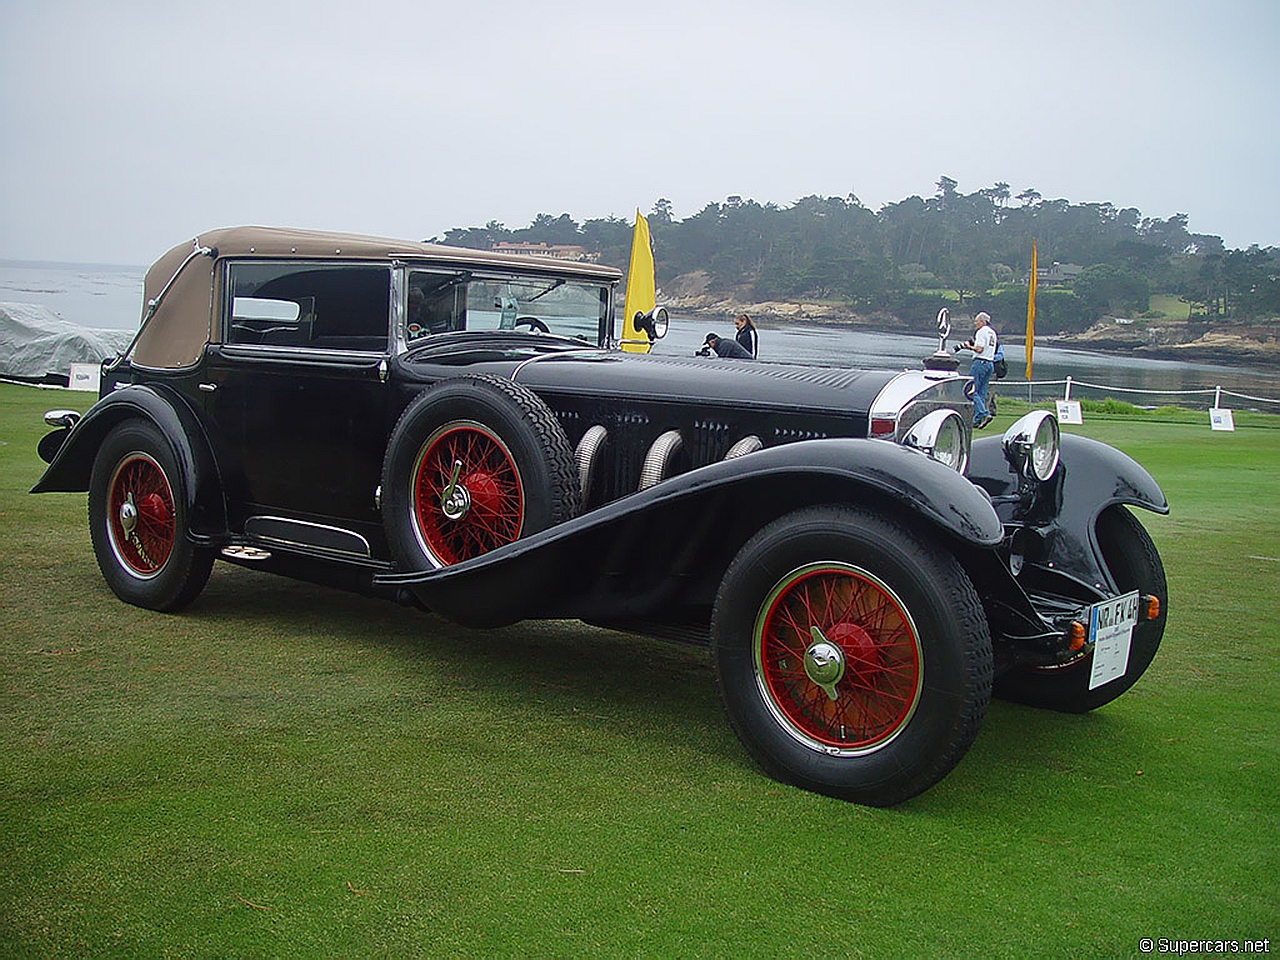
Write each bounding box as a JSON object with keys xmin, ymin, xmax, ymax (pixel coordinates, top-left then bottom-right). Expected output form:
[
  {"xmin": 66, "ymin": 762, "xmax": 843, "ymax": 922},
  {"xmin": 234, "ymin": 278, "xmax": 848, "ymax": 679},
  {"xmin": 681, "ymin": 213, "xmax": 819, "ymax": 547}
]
[
  {"xmin": 1002, "ymin": 410, "xmax": 1060, "ymax": 481},
  {"xmin": 903, "ymin": 409, "xmax": 969, "ymax": 473}
]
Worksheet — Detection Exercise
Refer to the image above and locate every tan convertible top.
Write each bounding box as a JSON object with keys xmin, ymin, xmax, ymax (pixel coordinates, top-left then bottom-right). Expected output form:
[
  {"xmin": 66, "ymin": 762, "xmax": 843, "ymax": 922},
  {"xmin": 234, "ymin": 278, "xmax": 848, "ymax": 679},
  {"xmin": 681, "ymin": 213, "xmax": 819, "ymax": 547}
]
[{"xmin": 131, "ymin": 226, "xmax": 622, "ymax": 369}]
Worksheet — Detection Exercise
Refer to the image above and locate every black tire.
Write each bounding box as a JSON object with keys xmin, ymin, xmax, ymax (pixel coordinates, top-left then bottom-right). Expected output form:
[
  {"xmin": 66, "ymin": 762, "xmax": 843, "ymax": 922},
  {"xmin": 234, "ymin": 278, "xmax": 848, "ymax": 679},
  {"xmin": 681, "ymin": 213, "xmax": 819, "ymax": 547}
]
[
  {"xmin": 711, "ymin": 505, "xmax": 993, "ymax": 806},
  {"xmin": 996, "ymin": 505, "xmax": 1167, "ymax": 712},
  {"xmin": 88, "ymin": 420, "xmax": 214, "ymax": 612},
  {"xmin": 382, "ymin": 374, "xmax": 580, "ymax": 569}
]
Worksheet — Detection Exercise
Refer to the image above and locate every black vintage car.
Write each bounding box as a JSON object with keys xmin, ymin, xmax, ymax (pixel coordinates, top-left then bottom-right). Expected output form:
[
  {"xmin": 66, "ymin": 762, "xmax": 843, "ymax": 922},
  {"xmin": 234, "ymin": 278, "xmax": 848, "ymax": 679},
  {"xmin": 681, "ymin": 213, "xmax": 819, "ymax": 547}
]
[{"xmin": 33, "ymin": 227, "xmax": 1168, "ymax": 806}]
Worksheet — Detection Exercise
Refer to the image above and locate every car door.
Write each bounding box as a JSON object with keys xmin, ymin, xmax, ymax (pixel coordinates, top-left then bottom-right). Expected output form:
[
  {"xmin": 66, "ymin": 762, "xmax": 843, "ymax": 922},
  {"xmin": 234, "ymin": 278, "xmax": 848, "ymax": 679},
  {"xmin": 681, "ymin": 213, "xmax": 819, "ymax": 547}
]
[{"xmin": 200, "ymin": 259, "xmax": 394, "ymax": 557}]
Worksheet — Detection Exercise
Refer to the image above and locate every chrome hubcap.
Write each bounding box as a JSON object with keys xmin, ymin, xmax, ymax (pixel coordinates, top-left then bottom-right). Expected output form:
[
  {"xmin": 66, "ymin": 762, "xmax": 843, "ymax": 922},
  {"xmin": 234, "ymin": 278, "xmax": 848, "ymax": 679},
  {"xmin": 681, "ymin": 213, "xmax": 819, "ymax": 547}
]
[
  {"xmin": 440, "ymin": 459, "xmax": 471, "ymax": 520},
  {"xmin": 118, "ymin": 492, "xmax": 139, "ymax": 538},
  {"xmin": 805, "ymin": 625, "xmax": 846, "ymax": 701}
]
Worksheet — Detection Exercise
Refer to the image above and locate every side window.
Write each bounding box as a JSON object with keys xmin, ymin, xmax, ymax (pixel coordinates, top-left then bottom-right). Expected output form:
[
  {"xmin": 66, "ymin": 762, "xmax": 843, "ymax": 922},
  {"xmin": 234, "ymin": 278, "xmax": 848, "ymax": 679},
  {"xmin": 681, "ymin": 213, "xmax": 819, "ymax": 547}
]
[
  {"xmin": 225, "ymin": 262, "xmax": 390, "ymax": 351},
  {"xmin": 407, "ymin": 271, "xmax": 467, "ymax": 340}
]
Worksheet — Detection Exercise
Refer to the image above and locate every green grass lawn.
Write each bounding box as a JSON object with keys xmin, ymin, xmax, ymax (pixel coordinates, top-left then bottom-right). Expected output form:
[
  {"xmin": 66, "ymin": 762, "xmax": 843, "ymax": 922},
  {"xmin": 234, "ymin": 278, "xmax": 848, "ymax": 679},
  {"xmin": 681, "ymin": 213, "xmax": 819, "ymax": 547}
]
[
  {"xmin": 2, "ymin": 383, "xmax": 1276, "ymax": 958},
  {"xmin": 1147, "ymin": 294, "xmax": 1192, "ymax": 321}
]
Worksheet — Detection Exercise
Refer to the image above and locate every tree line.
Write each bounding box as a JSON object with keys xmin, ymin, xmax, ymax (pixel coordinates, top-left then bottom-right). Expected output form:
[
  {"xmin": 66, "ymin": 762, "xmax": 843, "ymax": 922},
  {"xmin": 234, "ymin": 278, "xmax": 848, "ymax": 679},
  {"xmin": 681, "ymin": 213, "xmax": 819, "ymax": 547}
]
[{"xmin": 436, "ymin": 178, "xmax": 1280, "ymax": 335}]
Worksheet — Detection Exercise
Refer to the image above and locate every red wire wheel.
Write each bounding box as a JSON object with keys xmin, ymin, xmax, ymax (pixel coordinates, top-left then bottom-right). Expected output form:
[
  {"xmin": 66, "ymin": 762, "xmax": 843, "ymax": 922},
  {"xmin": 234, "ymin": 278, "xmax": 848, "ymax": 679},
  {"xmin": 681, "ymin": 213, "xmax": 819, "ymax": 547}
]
[
  {"xmin": 106, "ymin": 451, "xmax": 177, "ymax": 577},
  {"xmin": 753, "ymin": 562, "xmax": 923, "ymax": 754},
  {"xmin": 713, "ymin": 506, "xmax": 991, "ymax": 804},
  {"xmin": 411, "ymin": 420, "xmax": 524, "ymax": 566}
]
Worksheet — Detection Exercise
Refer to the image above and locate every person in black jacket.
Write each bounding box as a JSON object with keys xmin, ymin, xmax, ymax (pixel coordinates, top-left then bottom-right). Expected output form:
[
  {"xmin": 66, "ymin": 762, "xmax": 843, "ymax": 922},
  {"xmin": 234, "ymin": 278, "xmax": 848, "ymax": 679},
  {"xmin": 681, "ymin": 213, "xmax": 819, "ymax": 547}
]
[
  {"xmin": 701, "ymin": 332, "xmax": 753, "ymax": 359},
  {"xmin": 733, "ymin": 313, "xmax": 759, "ymax": 357}
]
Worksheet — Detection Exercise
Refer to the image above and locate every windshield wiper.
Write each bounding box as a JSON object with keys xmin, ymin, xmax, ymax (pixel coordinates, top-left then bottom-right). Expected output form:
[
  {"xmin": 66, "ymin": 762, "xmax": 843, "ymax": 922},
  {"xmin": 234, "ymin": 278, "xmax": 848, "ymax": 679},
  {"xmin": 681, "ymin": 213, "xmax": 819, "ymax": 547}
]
[{"xmin": 526, "ymin": 278, "xmax": 565, "ymax": 303}]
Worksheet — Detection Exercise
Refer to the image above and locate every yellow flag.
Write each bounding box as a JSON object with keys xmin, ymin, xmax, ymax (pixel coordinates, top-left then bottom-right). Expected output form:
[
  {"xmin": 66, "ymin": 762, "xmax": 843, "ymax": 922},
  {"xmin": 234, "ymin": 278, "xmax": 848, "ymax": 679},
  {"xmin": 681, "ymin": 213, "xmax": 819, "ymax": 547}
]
[
  {"xmin": 621, "ymin": 210, "xmax": 655, "ymax": 354},
  {"xmin": 1025, "ymin": 240, "xmax": 1038, "ymax": 380}
]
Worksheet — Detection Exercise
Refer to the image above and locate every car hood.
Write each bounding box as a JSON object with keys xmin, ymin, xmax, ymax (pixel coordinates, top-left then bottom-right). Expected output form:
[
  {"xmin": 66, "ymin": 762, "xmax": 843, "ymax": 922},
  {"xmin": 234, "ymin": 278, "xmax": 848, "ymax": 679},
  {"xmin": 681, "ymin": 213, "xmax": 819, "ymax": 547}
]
[{"xmin": 509, "ymin": 349, "xmax": 902, "ymax": 415}]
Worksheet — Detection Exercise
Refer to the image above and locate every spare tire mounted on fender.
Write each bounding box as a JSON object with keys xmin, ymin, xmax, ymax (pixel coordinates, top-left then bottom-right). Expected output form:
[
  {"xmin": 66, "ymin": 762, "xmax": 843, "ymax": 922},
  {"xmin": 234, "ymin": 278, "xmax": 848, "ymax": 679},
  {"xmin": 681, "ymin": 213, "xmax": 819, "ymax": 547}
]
[{"xmin": 382, "ymin": 374, "xmax": 581, "ymax": 570}]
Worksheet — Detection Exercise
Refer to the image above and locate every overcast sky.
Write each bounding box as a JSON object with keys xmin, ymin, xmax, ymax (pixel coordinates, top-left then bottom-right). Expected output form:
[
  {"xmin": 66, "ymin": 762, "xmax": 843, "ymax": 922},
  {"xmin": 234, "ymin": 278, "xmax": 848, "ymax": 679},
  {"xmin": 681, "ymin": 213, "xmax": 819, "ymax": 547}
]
[{"xmin": 1, "ymin": 0, "xmax": 1276, "ymax": 265}]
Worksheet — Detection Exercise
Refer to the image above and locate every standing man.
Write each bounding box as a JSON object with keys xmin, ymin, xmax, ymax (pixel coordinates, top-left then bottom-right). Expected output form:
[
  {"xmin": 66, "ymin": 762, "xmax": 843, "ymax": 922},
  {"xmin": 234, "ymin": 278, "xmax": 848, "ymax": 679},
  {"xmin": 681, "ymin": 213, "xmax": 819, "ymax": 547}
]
[
  {"xmin": 733, "ymin": 313, "xmax": 759, "ymax": 357},
  {"xmin": 961, "ymin": 312, "xmax": 998, "ymax": 428}
]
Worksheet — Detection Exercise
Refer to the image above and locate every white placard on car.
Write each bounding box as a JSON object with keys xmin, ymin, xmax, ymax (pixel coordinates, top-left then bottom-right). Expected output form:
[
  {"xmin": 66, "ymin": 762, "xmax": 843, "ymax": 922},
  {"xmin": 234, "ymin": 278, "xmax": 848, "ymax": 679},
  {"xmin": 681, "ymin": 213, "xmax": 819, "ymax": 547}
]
[
  {"xmin": 1209, "ymin": 407, "xmax": 1235, "ymax": 431},
  {"xmin": 1087, "ymin": 590, "xmax": 1140, "ymax": 690},
  {"xmin": 1055, "ymin": 400, "xmax": 1083, "ymax": 424},
  {"xmin": 69, "ymin": 362, "xmax": 100, "ymax": 392}
]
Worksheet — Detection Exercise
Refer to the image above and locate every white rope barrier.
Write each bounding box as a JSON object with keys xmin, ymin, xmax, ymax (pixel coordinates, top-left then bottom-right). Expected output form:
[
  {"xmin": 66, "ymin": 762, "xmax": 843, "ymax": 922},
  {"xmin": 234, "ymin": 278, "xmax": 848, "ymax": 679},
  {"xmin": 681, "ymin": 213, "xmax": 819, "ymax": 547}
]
[
  {"xmin": 1009, "ymin": 376, "xmax": 1280, "ymax": 407},
  {"xmin": 1220, "ymin": 388, "xmax": 1280, "ymax": 405}
]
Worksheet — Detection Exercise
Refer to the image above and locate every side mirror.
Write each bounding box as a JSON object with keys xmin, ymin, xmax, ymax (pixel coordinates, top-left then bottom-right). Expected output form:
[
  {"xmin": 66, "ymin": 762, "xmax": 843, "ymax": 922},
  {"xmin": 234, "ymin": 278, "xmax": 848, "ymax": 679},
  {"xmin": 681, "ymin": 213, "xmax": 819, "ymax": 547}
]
[{"xmin": 634, "ymin": 307, "xmax": 669, "ymax": 342}]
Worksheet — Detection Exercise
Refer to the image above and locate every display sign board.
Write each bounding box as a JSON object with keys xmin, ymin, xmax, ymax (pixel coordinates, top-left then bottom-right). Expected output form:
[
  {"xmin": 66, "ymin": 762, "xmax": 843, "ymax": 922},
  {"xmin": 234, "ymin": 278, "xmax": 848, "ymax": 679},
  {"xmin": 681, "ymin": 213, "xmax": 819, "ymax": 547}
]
[
  {"xmin": 69, "ymin": 363, "xmax": 100, "ymax": 392},
  {"xmin": 1055, "ymin": 399, "xmax": 1083, "ymax": 424},
  {"xmin": 1209, "ymin": 407, "xmax": 1235, "ymax": 431}
]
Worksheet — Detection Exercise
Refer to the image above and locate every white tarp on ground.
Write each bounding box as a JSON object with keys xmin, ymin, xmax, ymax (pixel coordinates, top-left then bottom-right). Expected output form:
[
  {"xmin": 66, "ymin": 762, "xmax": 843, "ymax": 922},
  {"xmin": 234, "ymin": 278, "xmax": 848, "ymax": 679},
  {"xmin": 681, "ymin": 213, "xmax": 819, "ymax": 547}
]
[{"xmin": 0, "ymin": 302, "xmax": 133, "ymax": 384}]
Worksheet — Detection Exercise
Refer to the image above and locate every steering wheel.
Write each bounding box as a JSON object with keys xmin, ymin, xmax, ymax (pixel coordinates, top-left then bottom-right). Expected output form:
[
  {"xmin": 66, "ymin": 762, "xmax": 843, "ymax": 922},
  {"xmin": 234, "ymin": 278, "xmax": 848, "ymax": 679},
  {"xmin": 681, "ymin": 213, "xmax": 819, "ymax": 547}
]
[{"xmin": 513, "ymin": 316, "xmax": 550, "ymax": 334}]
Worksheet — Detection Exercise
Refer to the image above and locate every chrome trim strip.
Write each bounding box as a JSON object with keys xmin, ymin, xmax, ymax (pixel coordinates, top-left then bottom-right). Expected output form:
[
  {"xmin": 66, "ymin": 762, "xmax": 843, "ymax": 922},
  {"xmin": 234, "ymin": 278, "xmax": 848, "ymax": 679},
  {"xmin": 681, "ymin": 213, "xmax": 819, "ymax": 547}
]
[
  {"xmin": 217, "ymin": 344, "xmax": 387, "ymax": 363},
  {"xmin": 243, "ymin": 516, "xmax": 372, "ymax": 558},
  {"xmin": 510, "ymin": 348, "xmax": 605, "ymax": 382}
]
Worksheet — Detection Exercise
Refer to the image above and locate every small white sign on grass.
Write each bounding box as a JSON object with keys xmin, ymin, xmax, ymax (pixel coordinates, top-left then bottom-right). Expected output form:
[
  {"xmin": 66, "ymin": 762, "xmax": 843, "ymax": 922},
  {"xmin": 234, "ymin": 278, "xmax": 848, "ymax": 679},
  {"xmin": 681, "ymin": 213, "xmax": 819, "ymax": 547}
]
[
  {"xmin": 1209, "ymin": 408, "xmax": 1235, "ymax": 431},
  {"xmin": 1055, "ymin": 399, "xmax": 1083, "ymax": 424},
  {"xmin": 69, "ymin": 363, "xmax": 100, "ymax": 392}
]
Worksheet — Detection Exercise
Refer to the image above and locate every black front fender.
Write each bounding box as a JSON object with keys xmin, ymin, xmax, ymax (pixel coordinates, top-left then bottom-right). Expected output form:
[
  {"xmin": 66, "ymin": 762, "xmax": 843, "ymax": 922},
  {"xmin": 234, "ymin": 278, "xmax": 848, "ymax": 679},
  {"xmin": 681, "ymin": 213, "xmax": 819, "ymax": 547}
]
[
  {"xmin": 969, "ymin": 432, "xmax": 1167, "ymax": 515},
  {"xmin": 30, "ymin": 384, "xmax": 227, "ymax": 538},
  {"xmin": 378, "ymin": 437, "xmax": 1002, "ymax": 628},
  {"xmin": 969, "ymin": 431, "xmax": 1168, "ymax": 597}
]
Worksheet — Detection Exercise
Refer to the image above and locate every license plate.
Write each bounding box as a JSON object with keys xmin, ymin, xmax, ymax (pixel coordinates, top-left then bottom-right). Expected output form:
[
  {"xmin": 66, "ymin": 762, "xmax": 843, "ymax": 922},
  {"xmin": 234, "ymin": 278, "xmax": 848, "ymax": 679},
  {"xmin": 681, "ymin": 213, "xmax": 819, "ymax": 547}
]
[{"xmin": 1087, "ymin": 590, "xmax": 1141, "ymax": 690}]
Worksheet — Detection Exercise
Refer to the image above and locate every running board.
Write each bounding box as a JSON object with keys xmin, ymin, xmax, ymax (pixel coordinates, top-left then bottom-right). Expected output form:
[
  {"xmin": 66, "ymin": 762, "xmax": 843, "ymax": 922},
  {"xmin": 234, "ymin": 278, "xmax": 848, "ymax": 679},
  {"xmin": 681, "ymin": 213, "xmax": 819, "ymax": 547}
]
[{"xmin": 242, "ymin": 516, "xmax": 373, "ymax": 559}]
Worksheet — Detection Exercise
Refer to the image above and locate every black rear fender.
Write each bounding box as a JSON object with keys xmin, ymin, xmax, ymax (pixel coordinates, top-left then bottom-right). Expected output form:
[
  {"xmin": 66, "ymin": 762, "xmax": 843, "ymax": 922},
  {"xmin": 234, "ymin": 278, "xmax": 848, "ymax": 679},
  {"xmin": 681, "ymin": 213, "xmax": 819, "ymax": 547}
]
[
  {"xmin": 30, "ymin": 385, "xmax": 227, "ymax": 539},
  {"xmin": 378, "ymin": 437, "xmax": 1003, "ymax": 628}
]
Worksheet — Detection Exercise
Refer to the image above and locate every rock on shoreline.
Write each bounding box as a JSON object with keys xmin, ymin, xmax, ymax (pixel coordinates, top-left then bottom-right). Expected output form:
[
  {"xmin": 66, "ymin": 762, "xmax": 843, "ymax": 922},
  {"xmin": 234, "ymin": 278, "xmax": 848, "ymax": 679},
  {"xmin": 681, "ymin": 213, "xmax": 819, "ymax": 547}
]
[{"xmin": 1042, "ymin": 320, "xmax": 1280, "ymax": 368}]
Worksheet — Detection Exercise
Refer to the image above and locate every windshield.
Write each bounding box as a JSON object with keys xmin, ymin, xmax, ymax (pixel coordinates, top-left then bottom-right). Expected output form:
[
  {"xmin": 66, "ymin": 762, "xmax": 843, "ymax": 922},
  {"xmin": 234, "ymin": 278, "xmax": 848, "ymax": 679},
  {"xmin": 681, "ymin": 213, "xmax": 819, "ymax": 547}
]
[{"xmin": 406, "ymin": 269, "xmax": 610, "ymax": 345}]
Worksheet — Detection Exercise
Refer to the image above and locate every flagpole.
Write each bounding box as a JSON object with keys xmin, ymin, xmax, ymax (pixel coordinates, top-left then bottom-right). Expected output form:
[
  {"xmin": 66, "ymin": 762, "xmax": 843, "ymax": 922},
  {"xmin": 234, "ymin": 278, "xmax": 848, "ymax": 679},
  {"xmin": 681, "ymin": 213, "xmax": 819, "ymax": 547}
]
[{"xmin": 1025, "ymin": 240, "xmax": 1038, "ymax": 381}]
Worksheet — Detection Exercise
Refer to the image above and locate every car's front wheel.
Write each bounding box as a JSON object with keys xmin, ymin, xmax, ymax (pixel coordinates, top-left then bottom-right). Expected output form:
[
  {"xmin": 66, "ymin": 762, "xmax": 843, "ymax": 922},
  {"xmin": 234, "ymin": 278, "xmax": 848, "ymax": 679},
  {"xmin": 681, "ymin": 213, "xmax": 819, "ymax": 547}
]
[
  {"xmin": 88, "ymin": 420, "xmax": 214, "ymax": 611},
  {"xmin": 711, "ymin": 505, "xmax": 993, "ymax": 806}
]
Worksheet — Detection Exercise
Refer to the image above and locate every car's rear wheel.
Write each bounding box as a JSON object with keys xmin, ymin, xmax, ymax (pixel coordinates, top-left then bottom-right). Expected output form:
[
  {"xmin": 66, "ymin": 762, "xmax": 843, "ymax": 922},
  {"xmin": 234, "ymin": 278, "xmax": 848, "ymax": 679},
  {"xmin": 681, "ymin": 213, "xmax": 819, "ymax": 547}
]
[
  {"xmin": 382, "ymin": 374, "xmax": 580, "ymax": 569},
  {"xmin": 711, "ymin": 505, "xmax": 992, "ymax": 806},
  {"xmin": 996, "ymin": 505, "xmax": 1167, "ymax": 712},
  {"xmin": 88, "ymin": 420, "xmax": 214, "ymax": 611}
]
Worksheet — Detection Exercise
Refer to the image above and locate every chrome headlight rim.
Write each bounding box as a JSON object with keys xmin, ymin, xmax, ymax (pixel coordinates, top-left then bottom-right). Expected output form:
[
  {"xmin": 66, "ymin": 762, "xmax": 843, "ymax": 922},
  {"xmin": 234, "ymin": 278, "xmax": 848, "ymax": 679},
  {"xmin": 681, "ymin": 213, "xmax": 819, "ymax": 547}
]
[
  {"xmin": 902, "ymin": 408, "xmax": 969, "ymax": 473},
  {"xmin": 1002, "ymin": 410, "xmax": 1061, "ymax": 482}
]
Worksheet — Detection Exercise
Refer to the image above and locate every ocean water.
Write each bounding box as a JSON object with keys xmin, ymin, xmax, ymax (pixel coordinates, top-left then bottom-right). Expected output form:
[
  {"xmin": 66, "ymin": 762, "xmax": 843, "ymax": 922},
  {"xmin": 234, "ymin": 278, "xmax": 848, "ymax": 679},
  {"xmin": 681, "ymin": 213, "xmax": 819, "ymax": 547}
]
[
  {"xmin": 0, "ymin": 260, "xmax": 144, "ymax": 330},
  {"xmin": 656, "ymin": 320, "xmax": 1280, "ymax": 410},
  {"xmin": 4, "ymin": 260, "xmax": 1277, "ymax": 409}
]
